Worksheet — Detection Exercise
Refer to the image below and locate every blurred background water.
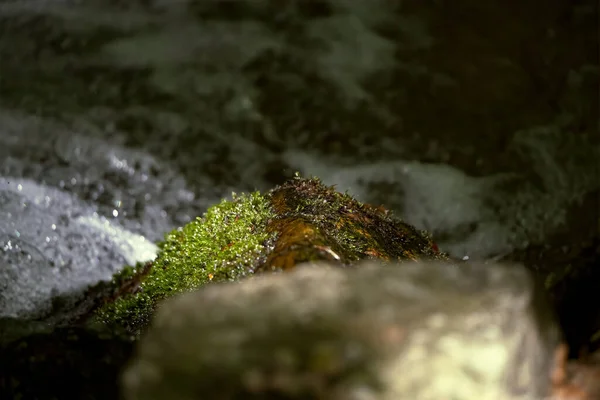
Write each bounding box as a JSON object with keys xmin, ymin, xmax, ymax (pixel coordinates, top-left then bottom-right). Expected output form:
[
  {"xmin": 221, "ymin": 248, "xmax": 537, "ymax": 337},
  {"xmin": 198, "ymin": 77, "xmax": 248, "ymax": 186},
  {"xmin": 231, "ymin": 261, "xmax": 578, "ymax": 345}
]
[{"xmin": 0, "ymin": 0, "xmax": 598, "ymax": 350}]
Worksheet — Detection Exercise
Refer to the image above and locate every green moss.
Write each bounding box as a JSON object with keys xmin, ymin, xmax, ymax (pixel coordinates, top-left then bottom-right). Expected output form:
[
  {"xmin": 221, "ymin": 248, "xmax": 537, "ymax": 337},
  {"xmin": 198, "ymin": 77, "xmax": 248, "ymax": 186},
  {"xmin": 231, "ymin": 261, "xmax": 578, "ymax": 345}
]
[
  {"xmin": 93, "ymin": 191, "xmax": 275, "ymax": 335},
  {"xmin": 91, "ymin": 176, "xmax": 444, "ymax": 336}
]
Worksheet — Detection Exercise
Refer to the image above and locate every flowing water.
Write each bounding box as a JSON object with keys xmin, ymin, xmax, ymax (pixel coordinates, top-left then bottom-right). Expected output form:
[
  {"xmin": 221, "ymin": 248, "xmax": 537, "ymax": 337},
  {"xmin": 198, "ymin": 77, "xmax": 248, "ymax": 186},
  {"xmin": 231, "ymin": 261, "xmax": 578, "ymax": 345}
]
[{"xmin": 0, "ymin": 0, "xmax": 598, "ymax": 340}]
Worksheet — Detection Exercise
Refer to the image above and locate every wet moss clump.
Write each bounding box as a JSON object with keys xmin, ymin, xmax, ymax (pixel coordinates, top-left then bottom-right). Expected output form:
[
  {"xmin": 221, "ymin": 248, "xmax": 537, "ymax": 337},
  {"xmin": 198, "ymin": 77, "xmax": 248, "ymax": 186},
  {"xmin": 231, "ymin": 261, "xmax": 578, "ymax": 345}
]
[
  {"xmin": 91, "ymin": 176, "xmax": 447, "ymax": 336},
  {"xmin": 259, "ymin": 176, "xmax": 447, "ymax": 272},
  {"xmin": 92, "ymin": 191, "xmax": 275, "ymax": 336}
]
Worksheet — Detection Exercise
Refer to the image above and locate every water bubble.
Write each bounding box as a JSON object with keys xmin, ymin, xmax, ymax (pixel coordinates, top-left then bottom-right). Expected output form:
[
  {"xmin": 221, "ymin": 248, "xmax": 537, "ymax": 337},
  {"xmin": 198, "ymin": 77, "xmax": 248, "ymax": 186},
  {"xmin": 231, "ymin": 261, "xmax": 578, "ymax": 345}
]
[
  {"xmin": 0, "ymin": 234, "xmax": 49, "ymax": 266},
  {"xmin": 0, "ymin": 190, "xmax": 21, "ymax": 207}
]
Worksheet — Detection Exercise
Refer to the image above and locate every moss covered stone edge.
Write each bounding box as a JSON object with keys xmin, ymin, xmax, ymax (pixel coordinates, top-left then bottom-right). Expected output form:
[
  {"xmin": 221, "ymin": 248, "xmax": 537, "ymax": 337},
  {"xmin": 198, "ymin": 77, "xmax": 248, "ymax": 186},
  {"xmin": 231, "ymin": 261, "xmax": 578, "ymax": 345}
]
[{"xmin": 92, "ymin": 190, "xmax": 275, "ymax": 335}]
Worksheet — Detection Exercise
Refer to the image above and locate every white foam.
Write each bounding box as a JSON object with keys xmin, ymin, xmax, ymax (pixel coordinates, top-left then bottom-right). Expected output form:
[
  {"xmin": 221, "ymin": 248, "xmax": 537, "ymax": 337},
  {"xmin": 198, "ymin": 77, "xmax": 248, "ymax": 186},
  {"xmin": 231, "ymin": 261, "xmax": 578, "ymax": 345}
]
[
  {"xmin": 76, "ymin": 215, "xmax": 158, "ymax": 267},
  {"xmin": 100, "ymin": 19, "xmax": 281, "ymax": 98}
]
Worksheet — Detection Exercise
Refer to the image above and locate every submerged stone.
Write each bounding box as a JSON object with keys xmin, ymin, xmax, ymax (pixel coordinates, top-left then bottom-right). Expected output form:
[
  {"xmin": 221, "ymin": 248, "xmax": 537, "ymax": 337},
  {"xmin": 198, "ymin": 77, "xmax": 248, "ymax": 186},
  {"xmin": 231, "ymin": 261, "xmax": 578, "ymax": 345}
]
[
  {"xmin": 91, "ymin": 176, "xmax": 445, "ymax": 336},
  {"xmin": 123, "ymin": 260, "xmax": 561, "ymax": 400}
]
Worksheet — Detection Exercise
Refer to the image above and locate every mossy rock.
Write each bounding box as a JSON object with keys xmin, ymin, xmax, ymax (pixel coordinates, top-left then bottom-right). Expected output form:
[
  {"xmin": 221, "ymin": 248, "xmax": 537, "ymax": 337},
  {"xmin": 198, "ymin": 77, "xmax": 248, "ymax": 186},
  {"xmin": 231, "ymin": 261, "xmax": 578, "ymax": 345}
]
[{"xmin": 91, "ymin": 176, "xmax": 447, "ymax": 336}]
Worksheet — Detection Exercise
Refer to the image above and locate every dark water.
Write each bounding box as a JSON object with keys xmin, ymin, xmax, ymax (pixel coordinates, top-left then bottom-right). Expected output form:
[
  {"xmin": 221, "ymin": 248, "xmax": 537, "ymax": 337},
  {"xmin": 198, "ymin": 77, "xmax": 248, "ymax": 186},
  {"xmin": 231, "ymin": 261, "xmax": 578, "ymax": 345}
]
[{"xmin": 0, "ymin": 0, "xmax": 598, "ymax": 350}]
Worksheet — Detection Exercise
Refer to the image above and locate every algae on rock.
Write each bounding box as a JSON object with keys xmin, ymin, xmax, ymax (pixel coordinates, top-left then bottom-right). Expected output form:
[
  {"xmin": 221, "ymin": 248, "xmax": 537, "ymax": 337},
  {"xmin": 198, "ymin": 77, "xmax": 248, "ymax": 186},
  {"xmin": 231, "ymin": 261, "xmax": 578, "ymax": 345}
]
[{"xmin": 91, "ymin": 176, "xmax": 447, "ymax": 336}]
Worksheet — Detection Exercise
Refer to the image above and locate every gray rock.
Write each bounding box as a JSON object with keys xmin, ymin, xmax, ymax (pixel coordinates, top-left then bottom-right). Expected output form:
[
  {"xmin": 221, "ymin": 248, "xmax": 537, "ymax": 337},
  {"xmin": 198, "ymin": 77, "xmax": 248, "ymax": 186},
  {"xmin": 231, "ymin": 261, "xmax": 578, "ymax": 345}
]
[{"xmin": 122, "ymin": 260, "xmax": 561, "ymax": 400}]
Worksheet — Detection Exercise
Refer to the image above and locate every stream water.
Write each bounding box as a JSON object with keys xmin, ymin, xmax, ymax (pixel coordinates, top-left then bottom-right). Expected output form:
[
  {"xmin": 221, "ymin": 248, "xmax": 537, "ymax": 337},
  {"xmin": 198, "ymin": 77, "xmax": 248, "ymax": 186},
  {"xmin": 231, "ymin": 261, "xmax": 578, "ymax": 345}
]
[{"xmin": 0, "ymin": 0, "xmax": 598, "ymax": 343}]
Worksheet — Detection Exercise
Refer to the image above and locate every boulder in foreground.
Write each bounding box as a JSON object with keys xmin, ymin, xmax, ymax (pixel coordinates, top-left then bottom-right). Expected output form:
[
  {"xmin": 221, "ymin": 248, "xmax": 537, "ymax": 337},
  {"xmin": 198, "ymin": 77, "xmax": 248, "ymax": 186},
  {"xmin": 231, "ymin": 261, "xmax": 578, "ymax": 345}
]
[{"xmin": 123, "ymin": 260, "xmax": 560, "ymax": 400}]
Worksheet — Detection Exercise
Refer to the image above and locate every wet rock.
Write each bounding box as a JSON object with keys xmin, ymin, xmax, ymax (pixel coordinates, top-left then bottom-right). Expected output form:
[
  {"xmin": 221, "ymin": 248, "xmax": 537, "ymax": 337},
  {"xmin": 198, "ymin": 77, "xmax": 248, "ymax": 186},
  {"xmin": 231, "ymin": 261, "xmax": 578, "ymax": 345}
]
[
  {"xmin": 123, "ymin": 260, "xmax": 561, "ymax": 400},
  {"xmin": 92, "ymin": 176, "xmax": 445, "ymax": 336},
  {"xmin": 261, "ymin": 175, "xmax": 446, "ymax": 270}
]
